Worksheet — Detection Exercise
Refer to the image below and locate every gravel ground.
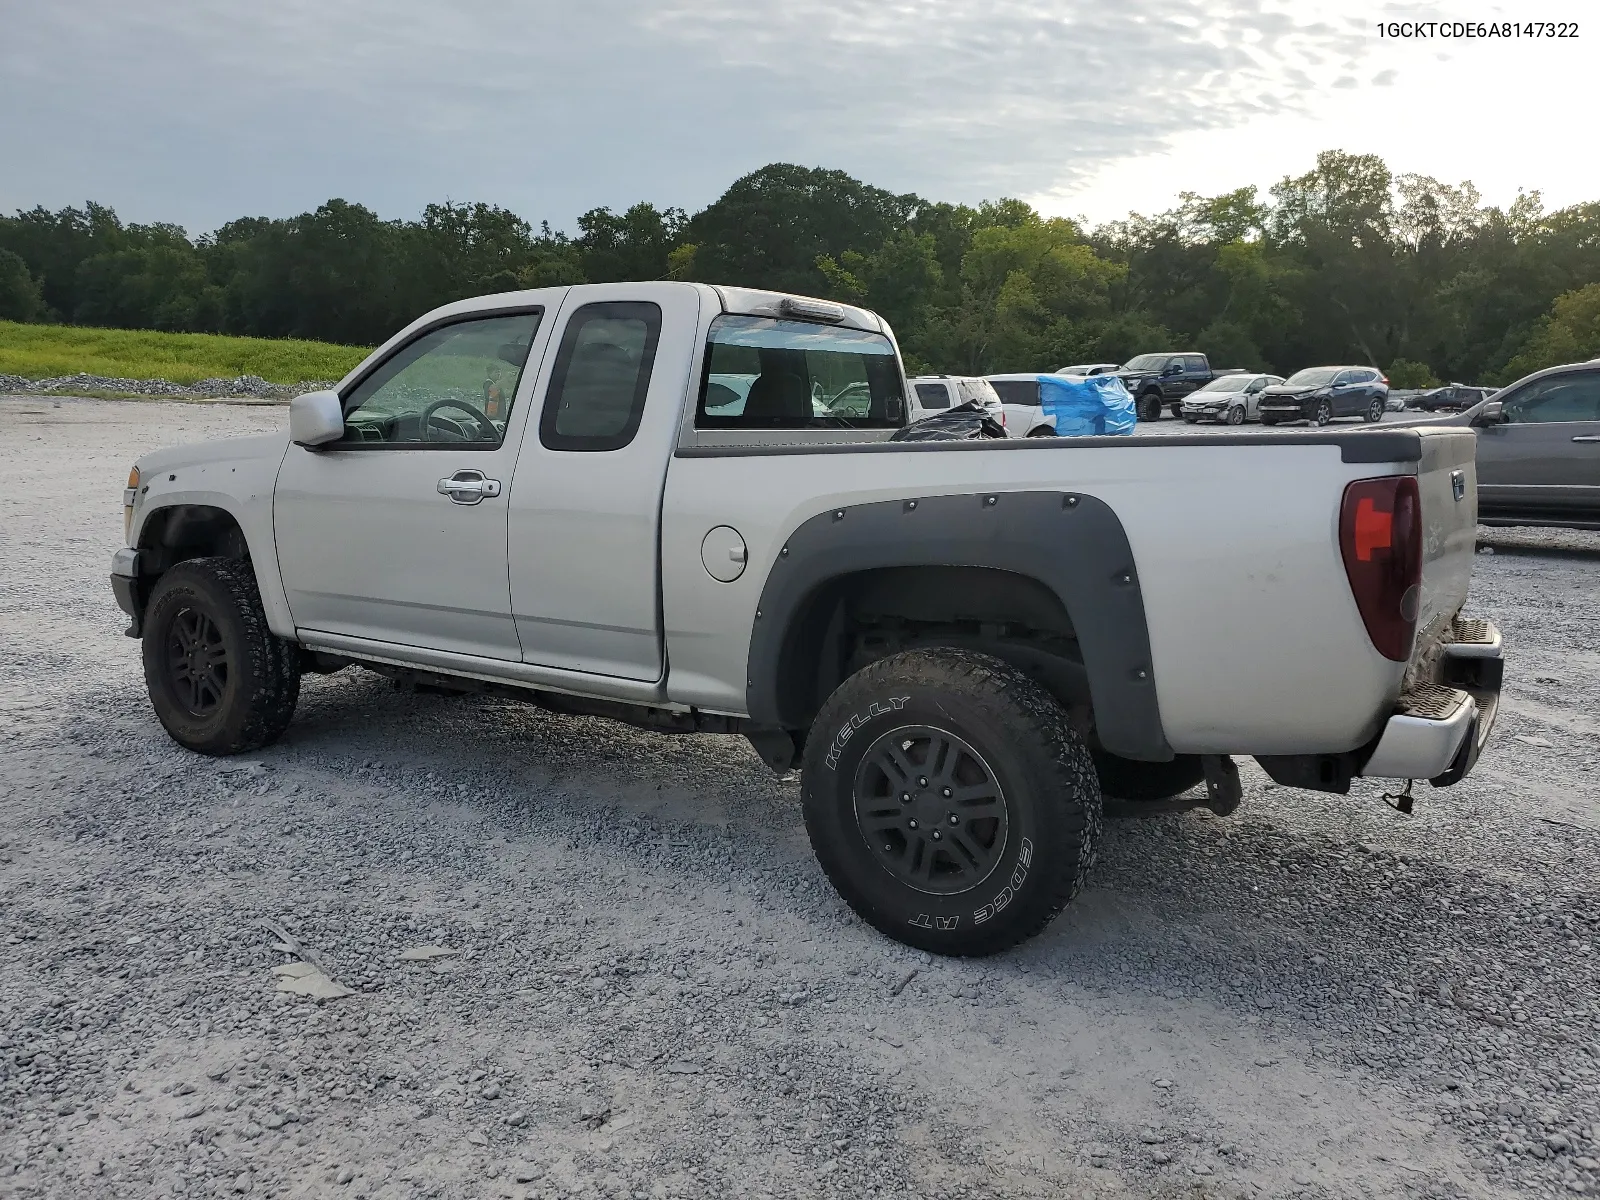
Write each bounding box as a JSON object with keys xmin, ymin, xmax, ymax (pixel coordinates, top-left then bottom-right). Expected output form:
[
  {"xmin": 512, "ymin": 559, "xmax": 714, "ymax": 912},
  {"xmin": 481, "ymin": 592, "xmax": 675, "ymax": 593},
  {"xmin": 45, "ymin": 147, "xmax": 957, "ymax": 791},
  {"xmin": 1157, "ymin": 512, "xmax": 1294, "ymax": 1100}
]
[{"xmin": 2, "ymin": 396, "xmax": 1596, "ymax": 1200}]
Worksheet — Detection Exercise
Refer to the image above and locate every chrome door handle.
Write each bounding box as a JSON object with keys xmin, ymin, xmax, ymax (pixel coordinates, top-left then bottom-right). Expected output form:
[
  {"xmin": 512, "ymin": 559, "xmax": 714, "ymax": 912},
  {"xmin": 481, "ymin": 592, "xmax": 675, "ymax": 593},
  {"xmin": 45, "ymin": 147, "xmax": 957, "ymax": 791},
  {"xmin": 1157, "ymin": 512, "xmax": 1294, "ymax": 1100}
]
[
  {"xmin": 1572, "ymin": 435, "xmax": 1600, "ymax": 443},
  {"xmin": 436, "ymin": 470, "xmax": 502, "ymax": 504}
]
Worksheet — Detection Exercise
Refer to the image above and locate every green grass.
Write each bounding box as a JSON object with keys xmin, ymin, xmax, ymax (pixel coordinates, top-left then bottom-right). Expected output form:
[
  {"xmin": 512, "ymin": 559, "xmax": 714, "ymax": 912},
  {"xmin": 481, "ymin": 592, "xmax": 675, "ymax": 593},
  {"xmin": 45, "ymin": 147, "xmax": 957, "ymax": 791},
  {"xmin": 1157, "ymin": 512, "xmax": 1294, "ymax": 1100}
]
[{"xmin": 0, "ymin": 321, "xmax": 371, "ymax": 386}]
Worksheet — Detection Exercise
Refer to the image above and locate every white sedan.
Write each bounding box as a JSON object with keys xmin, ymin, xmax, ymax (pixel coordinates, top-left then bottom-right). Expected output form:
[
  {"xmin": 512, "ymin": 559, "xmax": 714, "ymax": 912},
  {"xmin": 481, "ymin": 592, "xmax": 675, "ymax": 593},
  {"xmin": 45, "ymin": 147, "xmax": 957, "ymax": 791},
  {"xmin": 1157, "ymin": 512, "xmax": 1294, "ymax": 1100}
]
[{"xmin": 1178, "ymin": 373, "xmax": 1284, "ymax": 425}]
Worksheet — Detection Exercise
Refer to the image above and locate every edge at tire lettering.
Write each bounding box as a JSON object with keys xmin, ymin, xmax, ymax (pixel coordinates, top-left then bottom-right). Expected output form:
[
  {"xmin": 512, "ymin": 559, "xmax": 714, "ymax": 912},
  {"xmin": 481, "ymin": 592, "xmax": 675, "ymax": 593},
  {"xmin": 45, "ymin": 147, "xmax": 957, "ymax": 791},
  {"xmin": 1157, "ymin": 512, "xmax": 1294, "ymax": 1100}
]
[
  {"xmin": 908, "ymin": 913, "xmax": 959, "ymax": 931},
  {"xmin": 822, "ymin": 696, "xmax": 909, "ymax": 770},
  {"xmin": 973, "ymin": 837, "xmax": 1033, "ymax": 925}
]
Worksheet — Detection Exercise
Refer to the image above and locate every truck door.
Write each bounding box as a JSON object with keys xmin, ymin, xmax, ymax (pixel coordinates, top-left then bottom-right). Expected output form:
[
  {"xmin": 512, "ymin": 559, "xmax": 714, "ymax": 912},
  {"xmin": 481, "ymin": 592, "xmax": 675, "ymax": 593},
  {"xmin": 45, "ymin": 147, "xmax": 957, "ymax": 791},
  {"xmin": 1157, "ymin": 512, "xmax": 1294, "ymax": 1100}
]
[
  {"xmin": 272, "ymin": 307, "xmax": 550, "ymax": 660},
  {"xmin": 505, "ymin": 284, "xmax": 701, "ymax": 681}
]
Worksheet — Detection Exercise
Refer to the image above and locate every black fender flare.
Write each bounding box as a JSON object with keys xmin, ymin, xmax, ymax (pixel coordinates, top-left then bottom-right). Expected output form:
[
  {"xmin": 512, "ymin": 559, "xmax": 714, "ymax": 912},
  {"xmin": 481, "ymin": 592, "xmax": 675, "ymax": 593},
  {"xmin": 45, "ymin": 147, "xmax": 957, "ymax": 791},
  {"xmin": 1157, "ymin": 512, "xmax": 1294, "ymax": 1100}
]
[{"xmin": 744, "ymin": 490, "xmax": 1173, "ymax": 762}]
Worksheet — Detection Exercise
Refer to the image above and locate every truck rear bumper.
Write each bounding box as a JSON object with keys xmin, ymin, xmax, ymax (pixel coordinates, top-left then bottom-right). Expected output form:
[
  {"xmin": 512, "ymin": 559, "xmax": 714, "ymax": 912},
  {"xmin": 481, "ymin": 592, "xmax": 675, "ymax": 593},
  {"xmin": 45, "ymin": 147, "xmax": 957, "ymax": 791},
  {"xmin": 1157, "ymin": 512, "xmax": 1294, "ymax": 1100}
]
[{"xmin": 1359, "ymin": 618, "xmax": 1503, "ymax": 785}]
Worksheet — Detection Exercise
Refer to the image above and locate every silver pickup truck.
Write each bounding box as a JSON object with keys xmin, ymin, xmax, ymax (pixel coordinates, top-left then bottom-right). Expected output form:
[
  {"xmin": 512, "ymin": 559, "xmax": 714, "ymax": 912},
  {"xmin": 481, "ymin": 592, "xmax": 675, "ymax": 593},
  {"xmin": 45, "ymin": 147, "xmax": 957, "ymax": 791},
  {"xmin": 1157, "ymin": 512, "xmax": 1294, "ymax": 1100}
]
[{"xmin": 111, "ymin": 282, "xmax": 1504, "ymax": 956}]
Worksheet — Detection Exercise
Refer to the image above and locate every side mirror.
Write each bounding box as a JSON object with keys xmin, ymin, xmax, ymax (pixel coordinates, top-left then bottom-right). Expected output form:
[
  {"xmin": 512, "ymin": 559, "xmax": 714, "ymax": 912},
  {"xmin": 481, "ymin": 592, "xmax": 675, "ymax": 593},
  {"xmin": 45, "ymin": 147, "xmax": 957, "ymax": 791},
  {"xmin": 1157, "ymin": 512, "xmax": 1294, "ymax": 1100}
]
[
  {"xmin": 1163, "ymin": 363, "xmax": 1183, "ymax": 376},
  {"xmin": 290, "ymin": 390, "xmax": 346, "ymax": 447},
  {"xmin": 1472, "ymin": 400, "xmax": 1504, "ymax": 427}
]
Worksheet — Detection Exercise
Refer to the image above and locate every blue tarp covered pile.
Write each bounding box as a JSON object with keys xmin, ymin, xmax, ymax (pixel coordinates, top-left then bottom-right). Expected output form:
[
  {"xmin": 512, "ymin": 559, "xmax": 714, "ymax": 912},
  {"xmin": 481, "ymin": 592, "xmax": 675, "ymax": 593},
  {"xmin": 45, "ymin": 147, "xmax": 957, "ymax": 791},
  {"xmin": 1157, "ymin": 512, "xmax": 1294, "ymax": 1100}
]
[{"xmin": 1038, "ymin": 373, "xmax": 1136, "ymax": 436}]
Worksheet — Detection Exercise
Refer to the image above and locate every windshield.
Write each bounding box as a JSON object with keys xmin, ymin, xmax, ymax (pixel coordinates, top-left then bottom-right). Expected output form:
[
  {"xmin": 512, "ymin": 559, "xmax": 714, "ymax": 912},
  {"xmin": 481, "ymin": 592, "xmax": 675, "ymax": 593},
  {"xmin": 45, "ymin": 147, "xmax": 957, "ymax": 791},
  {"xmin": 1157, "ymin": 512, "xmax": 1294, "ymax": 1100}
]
[
  {"xmin": 1285, "ymin": 367, "xmax": 1340, "ymax": 387},
  {"xmin": 1122, "ymin": 354, "xmax": 1168, "ymax": 372},
  {"xmin": 1195, "ymin": 375, "xmax": 1249, "ymax": 393},
  {"xmin": 695, "ymin": 315, "xmax": 904, "ymax": 430}
]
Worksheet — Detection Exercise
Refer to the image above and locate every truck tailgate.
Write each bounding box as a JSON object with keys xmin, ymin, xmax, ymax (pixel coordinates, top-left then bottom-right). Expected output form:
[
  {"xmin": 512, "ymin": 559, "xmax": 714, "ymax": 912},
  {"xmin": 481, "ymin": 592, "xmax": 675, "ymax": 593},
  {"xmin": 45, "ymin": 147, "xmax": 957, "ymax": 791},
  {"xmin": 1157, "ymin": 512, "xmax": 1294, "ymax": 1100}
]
[{"xmin": 1411, "ymin": 426, "xmax": 1480, "ymax": 666}]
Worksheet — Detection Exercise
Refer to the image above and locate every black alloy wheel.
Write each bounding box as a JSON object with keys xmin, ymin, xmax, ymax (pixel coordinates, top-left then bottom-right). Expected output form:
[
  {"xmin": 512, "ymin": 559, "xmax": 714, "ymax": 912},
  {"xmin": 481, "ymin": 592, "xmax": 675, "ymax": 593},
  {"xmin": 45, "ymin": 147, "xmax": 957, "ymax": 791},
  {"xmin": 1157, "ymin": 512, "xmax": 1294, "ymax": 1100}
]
[
  {"xmin": 142, "ymin": 557, "xmax": 301, "ymax": 755},
  {"xmin": 853, "ymin": 725, "xmax": 1009, "ymax": 896},
  {"xmin": 165, "ymin": 607, "xmax": 229, "ymax": 716}
]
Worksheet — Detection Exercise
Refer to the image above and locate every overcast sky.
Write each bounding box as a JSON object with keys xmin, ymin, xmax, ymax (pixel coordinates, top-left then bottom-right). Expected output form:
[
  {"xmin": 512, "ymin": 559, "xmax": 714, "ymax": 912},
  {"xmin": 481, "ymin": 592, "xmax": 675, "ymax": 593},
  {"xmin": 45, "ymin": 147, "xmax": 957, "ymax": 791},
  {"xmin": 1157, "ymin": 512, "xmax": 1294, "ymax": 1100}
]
[{"xmin": 1, "ymin": 0, "xmax": 1593, "ymax": 236}]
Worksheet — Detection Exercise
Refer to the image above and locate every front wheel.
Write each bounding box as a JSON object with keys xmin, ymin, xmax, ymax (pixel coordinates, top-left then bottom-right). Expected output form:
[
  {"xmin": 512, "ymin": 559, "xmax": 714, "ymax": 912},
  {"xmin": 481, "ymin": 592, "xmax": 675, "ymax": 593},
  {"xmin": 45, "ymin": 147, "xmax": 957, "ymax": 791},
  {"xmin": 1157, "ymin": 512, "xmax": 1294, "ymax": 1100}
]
[
  {"xmin": 1261, "ymin": 416, "xmax": 1280, "ymax": 426},
  {"xmin": 141, "ymin": 558, "xmax": 301, "ymax": 755},
  {"xmin": 1182, "ymin": 416, "xmax": 1199, "ymax": 425},
  {"xmin": 1364, "ymin": 399, "xmax": 1384, "ymax": 423},
  {"xmin": 1226, "ymin": 404, "xmax": 1246, "ymax": 426},
  {"xmin": 1137, "ymin": 393, "xmax": 1163, "ymax": 422},
  {"xmin": 801, "ymin": 648, "xmax": 1101, "ymax": 956},
  {"xmin": 1312, "ymin": 399, "xmax": 1333, "ymax": 426}
]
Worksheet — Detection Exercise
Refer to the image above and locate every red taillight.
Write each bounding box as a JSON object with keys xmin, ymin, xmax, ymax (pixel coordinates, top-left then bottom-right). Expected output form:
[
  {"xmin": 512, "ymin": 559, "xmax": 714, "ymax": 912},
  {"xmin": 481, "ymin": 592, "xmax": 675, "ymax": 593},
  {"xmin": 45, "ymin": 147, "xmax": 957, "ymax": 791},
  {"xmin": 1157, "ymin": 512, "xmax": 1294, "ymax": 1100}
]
[
  {"xmin": 1380, "ymin": 375, "xmax": 1390, "ymax": 386},
  {"xmin": 1340, "ymin": 476, "xmax": 1421, "ymax": 661}
]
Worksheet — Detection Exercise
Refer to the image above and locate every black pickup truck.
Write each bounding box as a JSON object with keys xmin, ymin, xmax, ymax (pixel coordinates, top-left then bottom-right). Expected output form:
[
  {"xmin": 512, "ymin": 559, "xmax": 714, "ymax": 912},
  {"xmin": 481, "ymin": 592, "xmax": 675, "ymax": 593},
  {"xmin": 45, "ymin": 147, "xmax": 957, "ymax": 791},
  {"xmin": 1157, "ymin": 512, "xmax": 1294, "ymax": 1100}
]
[{"xmin": 1117, "ymin": 353, "xmax": 1246, "ymax": 421}]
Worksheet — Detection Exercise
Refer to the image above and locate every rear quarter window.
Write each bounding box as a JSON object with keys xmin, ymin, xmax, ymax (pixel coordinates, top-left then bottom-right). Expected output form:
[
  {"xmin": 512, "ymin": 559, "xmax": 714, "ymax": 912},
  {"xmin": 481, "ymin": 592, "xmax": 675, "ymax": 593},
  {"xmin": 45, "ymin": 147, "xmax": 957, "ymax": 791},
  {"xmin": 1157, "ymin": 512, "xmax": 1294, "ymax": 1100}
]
[{"xmin": 989, "ymin": 380, "xmax": 1040, "ymax": 407}]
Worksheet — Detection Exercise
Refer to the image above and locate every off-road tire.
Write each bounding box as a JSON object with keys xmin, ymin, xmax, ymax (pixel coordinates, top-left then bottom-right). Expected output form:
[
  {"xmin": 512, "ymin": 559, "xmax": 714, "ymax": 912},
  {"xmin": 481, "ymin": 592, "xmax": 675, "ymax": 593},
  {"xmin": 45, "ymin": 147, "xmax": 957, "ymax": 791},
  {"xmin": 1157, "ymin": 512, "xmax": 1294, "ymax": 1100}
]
[
  {"xmin": 1137, "ymin": 393, "xmax": 1163, "ymax": 422},
  {"xmin": 801, "ymin": 648, "xmax": 1102, "ymax": 956},
  {"xmin": 1092, "ymin": 750, "xmax": 1205, "ymax": 802},
  {"xmin": 142, "ymin": 558, "xmax": 301, "ymax": 755}
]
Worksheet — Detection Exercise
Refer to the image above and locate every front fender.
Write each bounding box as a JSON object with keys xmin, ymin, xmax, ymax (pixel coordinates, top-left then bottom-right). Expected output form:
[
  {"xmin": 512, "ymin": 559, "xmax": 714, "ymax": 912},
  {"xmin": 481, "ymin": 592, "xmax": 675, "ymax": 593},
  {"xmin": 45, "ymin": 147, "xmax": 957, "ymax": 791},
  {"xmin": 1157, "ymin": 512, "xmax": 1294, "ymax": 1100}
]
[{"xmin": 130, "ymin": 441, "xmax": 293, "ymax": 637}]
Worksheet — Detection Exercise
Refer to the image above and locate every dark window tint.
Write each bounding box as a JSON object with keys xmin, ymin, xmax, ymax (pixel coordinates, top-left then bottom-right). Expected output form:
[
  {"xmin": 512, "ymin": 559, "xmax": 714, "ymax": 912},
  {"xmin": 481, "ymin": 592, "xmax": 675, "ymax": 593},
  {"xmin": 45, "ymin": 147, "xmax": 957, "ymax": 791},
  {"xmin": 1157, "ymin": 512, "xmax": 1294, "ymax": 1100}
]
[
  {"xmin": 339, "ymin": 311, "xmax": 541, "ymax": 447},
  {"xmin": 915, "ymin": 382, "xmax": 952, "ymax": 409},
  {"xmin": 1502, "ymin": 373, "xmax": 1600, "ymax": 424},
  {"xmin": 694, "ymin": 315, "xmax": 904, "ymax": 430},
  {"xmin": 1184, "ymin": 355, "xmax": 1207, "ymax": 372},
  {"xmin": 989, "ymin": 380, "xmax": 1040, "ymax": 406},
  {"xmin": 540, "ymin": 302, "xmax": 661, "ymax": 451}
]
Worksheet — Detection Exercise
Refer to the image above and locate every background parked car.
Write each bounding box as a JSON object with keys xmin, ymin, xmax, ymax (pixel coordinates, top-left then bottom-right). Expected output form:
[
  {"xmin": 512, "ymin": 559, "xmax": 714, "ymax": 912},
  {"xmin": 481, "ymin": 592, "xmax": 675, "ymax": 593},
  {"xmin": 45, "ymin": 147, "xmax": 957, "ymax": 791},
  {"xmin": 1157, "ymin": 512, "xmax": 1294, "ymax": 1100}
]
[
  {"xmin": 909, "ymin": 375, "xmax": 1007, "ymax": 431},
  {"xmin": 1405, "ymin": 383, "xmax": 1497, "ymax": 412},
  {"xmin": 1115, "ymin": 353, "xmax": 1247, "ymax": 421},
  {"xmin": 1458, "ymin": 361, "xmax": 1600, "ymax": 530},
  {"xmin": 1257, "ymin": 366, "xmax": 1390, "ymax": 425},
  {"xmin": 985, "ymin": 372, "xmax": 1057, "ymax": 436},
  {"xmin": 1179, "ymin": 372, "xmax": 1284, "ymax": 425},
  {"xmin": 1054, "ymin": 362, "xmax": 1121, "ymax": 376}
]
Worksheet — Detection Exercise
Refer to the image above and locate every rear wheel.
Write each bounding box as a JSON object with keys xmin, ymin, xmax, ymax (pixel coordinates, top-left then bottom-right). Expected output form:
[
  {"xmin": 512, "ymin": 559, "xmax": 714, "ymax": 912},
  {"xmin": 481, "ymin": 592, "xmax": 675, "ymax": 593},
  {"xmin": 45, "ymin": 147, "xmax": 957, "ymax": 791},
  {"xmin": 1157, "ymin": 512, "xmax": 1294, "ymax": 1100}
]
[
  {"xmin": 1026, "ymin": 425, "xmax": 1056, "ymax": 437},
  {"xmin": 801, "ymin": 648, "xmax": 1101, "ymax": 956},
  {"xmin": 142, "ymin": 558, "xmax": 300, "ymax": 755},
  {"xmin": 1226, "ymin": 404, "xmax": 1246, "ymax": 426},
  {"xmin": 1364, "ymin": 399, "xmax": 1384, "ymax": 422}
]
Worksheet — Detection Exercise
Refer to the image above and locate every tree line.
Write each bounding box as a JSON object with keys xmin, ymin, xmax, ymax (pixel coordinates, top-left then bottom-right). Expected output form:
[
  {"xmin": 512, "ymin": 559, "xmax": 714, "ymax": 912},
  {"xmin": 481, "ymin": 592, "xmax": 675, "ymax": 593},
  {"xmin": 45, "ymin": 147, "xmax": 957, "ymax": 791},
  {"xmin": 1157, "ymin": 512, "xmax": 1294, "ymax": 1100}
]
[{"xmin": 2, "ymin": 151, "xmax": 1598, "ymax": 386}]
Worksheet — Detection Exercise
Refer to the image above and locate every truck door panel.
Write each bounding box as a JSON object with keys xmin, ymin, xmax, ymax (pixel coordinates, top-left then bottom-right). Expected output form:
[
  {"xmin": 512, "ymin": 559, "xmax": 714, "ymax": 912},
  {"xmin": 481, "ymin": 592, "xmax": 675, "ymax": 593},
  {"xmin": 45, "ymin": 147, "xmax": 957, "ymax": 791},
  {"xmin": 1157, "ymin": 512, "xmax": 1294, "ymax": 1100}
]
[
  {"xmin": 273, "ymin": 309, "xmax": 549, "ymax": 659},
  {"xmin": 506, "ymin": 284, "xmax": 700, "ymax": 681}
]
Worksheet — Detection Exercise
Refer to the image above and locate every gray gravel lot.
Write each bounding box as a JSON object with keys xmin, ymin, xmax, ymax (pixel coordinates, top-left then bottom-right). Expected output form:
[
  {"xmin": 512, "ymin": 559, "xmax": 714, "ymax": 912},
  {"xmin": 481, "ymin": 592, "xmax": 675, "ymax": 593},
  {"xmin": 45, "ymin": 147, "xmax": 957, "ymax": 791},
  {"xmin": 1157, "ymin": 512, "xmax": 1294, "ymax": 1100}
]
[{"xmin": 2, "ymin": 396, "xmax": 1597, "ymax": 1200}]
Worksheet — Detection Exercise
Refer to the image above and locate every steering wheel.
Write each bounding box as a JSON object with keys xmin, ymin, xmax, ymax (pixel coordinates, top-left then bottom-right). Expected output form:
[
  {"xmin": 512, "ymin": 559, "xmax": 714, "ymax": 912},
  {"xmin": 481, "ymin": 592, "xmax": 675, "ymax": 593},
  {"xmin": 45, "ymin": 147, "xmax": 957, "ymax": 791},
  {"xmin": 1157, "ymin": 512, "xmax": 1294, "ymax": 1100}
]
[{"xmin": 419, "ymin": 398, "xmax": 496, "ymax": 442}]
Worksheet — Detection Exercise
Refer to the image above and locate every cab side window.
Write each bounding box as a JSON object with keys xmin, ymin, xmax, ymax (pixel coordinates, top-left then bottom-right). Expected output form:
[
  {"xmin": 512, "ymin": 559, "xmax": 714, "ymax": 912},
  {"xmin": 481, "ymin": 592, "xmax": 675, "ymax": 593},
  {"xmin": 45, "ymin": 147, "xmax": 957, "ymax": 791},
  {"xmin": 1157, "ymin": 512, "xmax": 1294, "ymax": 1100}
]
[
  {"xmin": 539, "ymin": 302, "xmax": 662, "ymax": 452},
  {"xmin": 338, "ymin": 312, "xmax": 541, "ymax": 447},
  {"xmin": 1501, "ymin": 373, "xmax": 1600, "ymax": 423}
]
